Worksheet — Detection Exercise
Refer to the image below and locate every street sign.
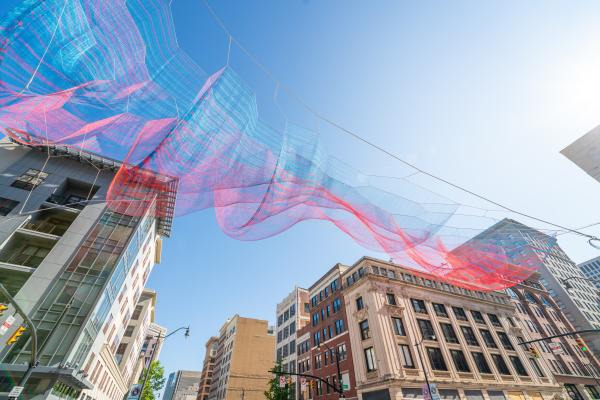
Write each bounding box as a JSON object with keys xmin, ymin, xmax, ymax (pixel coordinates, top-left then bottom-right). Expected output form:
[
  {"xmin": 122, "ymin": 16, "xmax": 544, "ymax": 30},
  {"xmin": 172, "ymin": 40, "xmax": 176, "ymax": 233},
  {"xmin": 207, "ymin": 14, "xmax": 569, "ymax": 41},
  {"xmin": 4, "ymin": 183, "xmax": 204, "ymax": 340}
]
[
  {"xmin": 300, "ymin": 377, "xmax": 307, "ymax": 390},
  {"xmin": 279, "ymin": 376, "xmax": 286, "ymax": 388},
  {"xmin": 0, "ymin": 315, "xmax": 15, "ymax": 336},
  {"xmin": 423, "ymin": 384, "xmax": 440, "ymax": 400},
  {"xmin": 8, "ymin": 386, "xmax": 24, "ymax": 398},
  {"xmin": 548, "ymin": 342, "xmax": 564, "ymax": 355},
  {"xmin": 127, "ymin": 384, "xmax": 142, "ymax": 400}
]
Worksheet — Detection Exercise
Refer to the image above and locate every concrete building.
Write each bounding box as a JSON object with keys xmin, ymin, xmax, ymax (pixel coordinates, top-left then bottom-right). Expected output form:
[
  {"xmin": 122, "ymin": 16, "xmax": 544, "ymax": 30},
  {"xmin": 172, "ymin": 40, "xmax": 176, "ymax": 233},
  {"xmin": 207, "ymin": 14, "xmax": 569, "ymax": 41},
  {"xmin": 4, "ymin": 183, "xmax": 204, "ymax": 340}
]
[
  {"xmin": 561, "ymin": 125, "xmax": 600, "ymax": 183},
  {"xmin": 208, "ymin": 315, "xmax": 275, "ymax": 400},
  {"xmin": 116, "ymin": 288, "xmax": 159, "ymax": 386},
  {"xmin": 163, "ymin": 371, "xmax": 202, "ymax": 400},
  {"xmin": 507, "ymin": 273, "xmax": 600, "ymax": 400},
  {"xmin": 275, "ymin": 287, "xmax": 310, "ymax": 400},
  {"xmin": 0, "ymin": 139, "xmax": 175, "ymax": 400},
  {"xmin": 579, "ymin": 256, "xmax": 600, "ymax": 292},
  {"xmin": 342, "ymin": 256, "xmax": 562, "ymax": 400},
  {"xmin": 465, "ymin": 219, "xmax": 600, "ymax": 354},
  {"xmin": 300, "ymin": 264, "xmax": 357, "ymax": 400},
  {"xmin": 197, "ymin": 337, "xmax": 218, "ymax": 400}
]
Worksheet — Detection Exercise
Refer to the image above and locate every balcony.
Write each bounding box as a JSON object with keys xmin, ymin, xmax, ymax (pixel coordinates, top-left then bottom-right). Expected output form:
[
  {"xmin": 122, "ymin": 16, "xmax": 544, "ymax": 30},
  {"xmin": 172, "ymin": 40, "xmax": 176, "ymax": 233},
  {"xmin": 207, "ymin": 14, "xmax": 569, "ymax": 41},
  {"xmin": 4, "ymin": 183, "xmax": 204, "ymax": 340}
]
[
  {"xmin": 18, "ymin": 207, "xmax": 77, "ymax": 238},
  {"xmin": 0, "ymin": 232, "xmax": 54, "ymax": 268},
  {"xmin": 46, "ymin": 194, "xmax": 88, "ymax": 210}
]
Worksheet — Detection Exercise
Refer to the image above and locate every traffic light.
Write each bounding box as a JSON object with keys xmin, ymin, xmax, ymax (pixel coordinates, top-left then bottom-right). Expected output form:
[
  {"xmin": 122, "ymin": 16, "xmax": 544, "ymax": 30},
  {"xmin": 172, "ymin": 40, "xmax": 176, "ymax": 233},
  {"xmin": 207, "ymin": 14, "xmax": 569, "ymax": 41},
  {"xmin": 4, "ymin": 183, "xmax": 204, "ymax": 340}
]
[
  {"xmin": 6, "ymin": 326, "xmax": 25, "ymax": 345},
  {"xmin": 0, "ymin": 303, "xmax": 7, "ymax": 316},
  {"xmin": 529, "ymin": 346, "xmax": 540, "ymax": 358},
  {"xmin": 576, "ymin": 338, "xmax": 588, "ymax": 352}
]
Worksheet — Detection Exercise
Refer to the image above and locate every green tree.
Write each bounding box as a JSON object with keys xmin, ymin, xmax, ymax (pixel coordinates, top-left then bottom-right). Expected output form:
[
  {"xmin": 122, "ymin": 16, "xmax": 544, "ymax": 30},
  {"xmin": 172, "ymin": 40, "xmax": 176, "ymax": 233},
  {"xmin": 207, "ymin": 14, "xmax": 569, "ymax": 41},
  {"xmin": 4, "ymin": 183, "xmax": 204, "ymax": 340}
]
[
  {"xmin": 265, "ymin": 360, "xmax": 292, "ymax": 400},
  {"xmin": 140, "ymin": 360, "xmax": 166, "ymax": 400}
]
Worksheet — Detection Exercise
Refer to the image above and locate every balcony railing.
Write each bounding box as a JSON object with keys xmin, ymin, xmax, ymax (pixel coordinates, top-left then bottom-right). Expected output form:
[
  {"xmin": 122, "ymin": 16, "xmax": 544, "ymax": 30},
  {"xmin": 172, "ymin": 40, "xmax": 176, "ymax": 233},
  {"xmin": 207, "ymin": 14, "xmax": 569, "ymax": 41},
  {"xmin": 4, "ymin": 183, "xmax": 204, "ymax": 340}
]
[
  {"xmin": 46, "ymin": 194, "xmax": 87, "ymax": 210},
  {"xmin": 22, "ymin": 220, "xmax": 69, "ymax": 236}
]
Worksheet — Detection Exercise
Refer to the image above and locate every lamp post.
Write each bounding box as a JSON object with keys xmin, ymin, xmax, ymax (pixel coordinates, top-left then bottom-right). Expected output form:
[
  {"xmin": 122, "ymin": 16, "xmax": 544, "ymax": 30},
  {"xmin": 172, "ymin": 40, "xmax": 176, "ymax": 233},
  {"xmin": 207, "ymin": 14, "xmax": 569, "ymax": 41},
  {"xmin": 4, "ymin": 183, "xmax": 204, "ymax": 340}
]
[
  {"xmin": 138, "ymin": 326, "xmax": 190, "ymax": 400},
  {"xmin": 414, "ymin": 333, "xmax": 435, "ymax": 400},
  {"xmin": 561, "ymin": 276, "xmax": 600, "ymax": 290},
  {"xmin": 317, "ymin": 342, "xmax": 344, "ymax": 398}
]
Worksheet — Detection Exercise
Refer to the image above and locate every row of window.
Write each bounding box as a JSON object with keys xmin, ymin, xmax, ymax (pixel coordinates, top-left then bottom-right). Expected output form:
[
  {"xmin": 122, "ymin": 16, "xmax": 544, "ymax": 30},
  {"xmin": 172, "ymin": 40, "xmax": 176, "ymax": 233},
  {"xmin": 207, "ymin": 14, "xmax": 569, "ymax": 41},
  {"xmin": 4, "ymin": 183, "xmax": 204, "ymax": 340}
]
[
  {"xmin": 411, "ymin": 299, "xmax": 502, "ymax": 328},
  {"xmin": 276, "ymin": 321, "xmax": 296, "ymax": 343},
  {"xmin": 312, "ymin": 298, "xmax": 342, "ymax": 326},
  {"xmin": 311, "ymin": 279, "xmax": 341, "ymax": 308},
  {"xmin": 363, "ymin": 344, "xmax": 534, "ymax": 378},
  {"xmin": 313, "ymin": 319, "xmax": 345, "ymax": 345},
  {"xmin": 276, "ymin": 339, "xmax": 297, "ymax": 360}
]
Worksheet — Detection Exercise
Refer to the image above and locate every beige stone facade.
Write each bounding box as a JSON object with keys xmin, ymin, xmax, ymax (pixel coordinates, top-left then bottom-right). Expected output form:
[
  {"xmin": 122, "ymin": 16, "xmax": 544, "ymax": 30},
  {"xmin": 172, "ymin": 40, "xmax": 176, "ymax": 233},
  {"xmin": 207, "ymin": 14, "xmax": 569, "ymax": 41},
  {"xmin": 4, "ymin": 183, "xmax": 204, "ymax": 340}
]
[
  {"xmin": 208, "ymin": 315, "xmax": 275, "ymax": 400},
  {"xmin": 341, "ymin": 256, "xmax": 562, "ymax": 400}
]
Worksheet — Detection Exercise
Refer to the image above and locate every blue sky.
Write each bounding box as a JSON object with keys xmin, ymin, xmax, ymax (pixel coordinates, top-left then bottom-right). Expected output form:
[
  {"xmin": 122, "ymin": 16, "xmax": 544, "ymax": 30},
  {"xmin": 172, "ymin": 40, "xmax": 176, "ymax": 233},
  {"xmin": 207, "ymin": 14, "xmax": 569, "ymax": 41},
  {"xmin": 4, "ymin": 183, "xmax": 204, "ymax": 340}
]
[{"xmin": 4, "ymin": 0, "xmax": 600, "ymax": 388}]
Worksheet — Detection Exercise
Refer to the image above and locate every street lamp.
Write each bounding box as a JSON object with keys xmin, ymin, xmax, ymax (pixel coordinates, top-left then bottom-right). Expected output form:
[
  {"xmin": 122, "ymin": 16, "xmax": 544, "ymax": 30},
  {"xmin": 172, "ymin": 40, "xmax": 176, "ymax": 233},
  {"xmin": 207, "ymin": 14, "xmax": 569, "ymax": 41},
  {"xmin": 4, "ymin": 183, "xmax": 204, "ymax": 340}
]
[
  {"xmin": 560, "ymin": 276, "xmax": 600, "ymax": 294},
  {"xmin": 139, "ymin": 326, "xmax": 190, "ymax": 399},
  {"xmin": 414, "ymin": 333, "xmax": 435, "ymax": 400},
  {"xmin": 317, "ymin": 342, "xmax": 344, "ymax": 398}
]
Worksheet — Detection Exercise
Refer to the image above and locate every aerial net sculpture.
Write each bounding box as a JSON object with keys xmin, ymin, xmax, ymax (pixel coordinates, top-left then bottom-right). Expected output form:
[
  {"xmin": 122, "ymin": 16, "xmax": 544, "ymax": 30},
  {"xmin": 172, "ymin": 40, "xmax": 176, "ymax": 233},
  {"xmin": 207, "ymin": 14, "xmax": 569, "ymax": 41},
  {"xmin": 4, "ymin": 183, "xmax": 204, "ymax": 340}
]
[{"xmin": 0, "ymin": 0, "xmax": 555, "ymax": 290}]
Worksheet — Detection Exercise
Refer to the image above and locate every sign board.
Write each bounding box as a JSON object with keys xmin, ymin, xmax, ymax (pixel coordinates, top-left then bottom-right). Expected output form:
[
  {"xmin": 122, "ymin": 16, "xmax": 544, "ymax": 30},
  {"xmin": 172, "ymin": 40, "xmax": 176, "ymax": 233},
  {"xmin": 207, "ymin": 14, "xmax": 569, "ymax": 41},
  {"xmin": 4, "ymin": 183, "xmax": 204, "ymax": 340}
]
[
  {"xmin": 0, "ymin": 316, "xmax": 15, "ymax": 336},
  {"xmin": 127, "ymin": 384, "xmax": 142, "ymax": 400},
  {"xmin": 548, "ymin": 342, "xmax": 564, "ymax": 355},
  {"xmin": 8, "ymin": 386, "xmax": 24, "ymax": 398},
  {"xmin": 279, "ymin": 376, "xmax": 286, "ymax": 388},
  {"xmin": 341, "ymin": 372, "xmax": 350, "ymax": 391},
  {"xmin": 300, "ymin": 377, "xmax": 307, "ymax": 390},
  {"xmin": 423, "ymin": 384, "xmax": 440, "ymax": 400}
]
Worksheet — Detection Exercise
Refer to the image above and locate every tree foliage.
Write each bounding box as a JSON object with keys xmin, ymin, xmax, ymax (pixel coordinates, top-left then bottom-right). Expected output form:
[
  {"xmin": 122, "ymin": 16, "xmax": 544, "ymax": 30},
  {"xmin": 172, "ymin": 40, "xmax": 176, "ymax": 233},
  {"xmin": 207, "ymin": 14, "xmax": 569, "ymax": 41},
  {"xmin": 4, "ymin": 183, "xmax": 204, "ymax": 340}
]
[
  {"xmin": 265, "ymin": 360, "xmax": 293, "ymax": 400},
  {"xmin": 140, "ymin": 360, "xmax": 166, "ymax": 400}
]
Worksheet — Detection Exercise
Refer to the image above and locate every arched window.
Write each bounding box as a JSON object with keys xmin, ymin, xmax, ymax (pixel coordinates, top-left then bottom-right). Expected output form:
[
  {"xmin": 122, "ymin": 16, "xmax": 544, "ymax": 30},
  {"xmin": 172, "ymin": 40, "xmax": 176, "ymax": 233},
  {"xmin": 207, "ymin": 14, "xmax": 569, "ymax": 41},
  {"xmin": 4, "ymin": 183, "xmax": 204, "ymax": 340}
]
[
  {"xmin": 506, "ymin": 288, "xmax": 519, "ymax": 299},
  {"xmin": 524, "ymin": 291, "xmax": 538, "ymax": 304},
  {"xmin": 540, "ymin": 296, "xmax": 552, "ymax": 307}
]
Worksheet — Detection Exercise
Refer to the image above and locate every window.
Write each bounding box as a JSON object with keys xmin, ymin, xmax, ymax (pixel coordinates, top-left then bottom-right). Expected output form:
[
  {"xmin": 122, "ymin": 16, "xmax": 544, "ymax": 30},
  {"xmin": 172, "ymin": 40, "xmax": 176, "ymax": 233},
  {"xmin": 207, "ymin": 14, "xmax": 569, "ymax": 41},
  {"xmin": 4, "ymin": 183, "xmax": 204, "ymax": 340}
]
[
  {"xmin": 496, "ymin": 332, "xmax": 514, "ymax": 350},
  {"xmin": 326, "ymin": 304, "xmax": 331, "ymax": 317},
  {"xmin": 277, "ymin": 331, "xmax": 283, "ymax": 343},
  {"xmin": 333, "ymin": 298, "xmax": 342, "ymax": 312},
  {"xmin": 392, "ymin": 317, "xmax": 406, "ymax": 336},
  {"xmin": 331, "ymin": 279, "xmax": 338, "ymax": 292},
  {"xmin": 450, "ymin": 350, "xmax": 470, "ymax": 372},
  {"xmin": 124, "ymin": 326, "xmax": 134, "ymax": 337},
  {"xmin": 356, "ymin": 297, "xmax": 364, "ymax": 310},
  {"xmin": 284, "ymin": 326, "xmax": 289, "ymax": 339},
  {"xmin": 440, "ymin": 323, "xmax": 458, "ymax": 344},
  {"xmin": 488, "ymin": 313, "xmax": 501, "ymax": 327},
  {"xmin": 524, "ymin": 292, "xmax": 538, "ymax": 304},
  {"xmin": 0, "ymin": 197, "xmax": 18, "ymax": 216},
  {"xmin": 324, "ymin": 287, "xmax": 329, "ymax": 298},
  {"xmin": 480, "ymin": 329, "xmax": 497, "ymax": 348},
  {"xmin": 132, "ymin": 305, "xmax": 143, "ymax": 320},
  {"xmin": 472, "ymin": 352, "xmax": 491, "ymax": 374},
  {"xmin": 452, "ymin": 307, "xmax": 467, "ymax": 321},
  {"xmin": 337, "ymin": 343, "xmax": 347, "ymax": 361},
  {"xmin": 304, "ymin": 303, "xmax": 310, "ymax": 313},
  {"xmin": 492, "ymin": 354, "xmax": 510, "ymax": 375},
  {"xmin": 290, "ymin": 304, "xmax": 296, "ymax": 316},
  {"xmin": 471, "ymin": 311, "xmax": 485, "ymax": 324},
  {"xmin": 418, "ymin": 319, "xmax": 436, "ymax": 340},
  {"xmin": 530, "ymin": 358, "xmax": 545, "ymax": 377},
  {"xmin": 461, "ymin": 326, "xmax": 479, "ymax": 346},
  {"xmin": 335, "ymin": 319, "xmax": 344, "ymax": 335},
  {"xmin": 426, "ymin": 347, "xmax": 447, "ymax": 371},
  {"xmin": 290, "ymin": 321, "xmax": 296, "ymax": 334},
  {"xmin": 11, "ymin": 169, "xmax": 48, "ymax": 191},
  {"xmin": 433, "ymin": 303, "xmax": 448, "ymax": 318},
  {"xmin": 386, "ymin": 293, "xmax": 397, "ymax": 305},
  {"xmin": 314, "ymin": 332, "xmax": 321, "ymax": 346},
  {"xmin": 360, "ymin": 320, "xmax": 370, "ymax": 340},
  {"xmin": 284, "ymin": 310, "xmax": 289, "ymax": 321},
  {"xmin": 364, "ymin": 347, "xmax": 377, "ymax": 372},
  {"xmin": 399, "ymin": 344, "xmax": 415, "ymax": 368},
  {"xmin": 411, "ymin": 299, "xmax": 427, "ymax": 314},
  {"xmin": 510, "ymin": 356, "xmax": 528, "ymax": 376},
  {"xmin": 311, "ymin": 296, "xmax": 318, "ymax": 307},
  {"xmin": 312, "ymin": 313, "xmax": 318, "ymax": 326},
  {"xmin": 315, "ymin": 354, "xmax": 322, "ymax": 369}
]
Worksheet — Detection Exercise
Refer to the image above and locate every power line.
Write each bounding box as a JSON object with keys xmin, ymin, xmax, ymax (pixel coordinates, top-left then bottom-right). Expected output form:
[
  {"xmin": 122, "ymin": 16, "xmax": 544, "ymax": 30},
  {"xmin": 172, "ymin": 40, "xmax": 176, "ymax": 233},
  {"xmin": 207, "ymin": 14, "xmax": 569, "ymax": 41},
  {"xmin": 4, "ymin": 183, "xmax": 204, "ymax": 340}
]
[{"xmin": 200, "ymin": 0, "xmax": 598, "ymax": 242}]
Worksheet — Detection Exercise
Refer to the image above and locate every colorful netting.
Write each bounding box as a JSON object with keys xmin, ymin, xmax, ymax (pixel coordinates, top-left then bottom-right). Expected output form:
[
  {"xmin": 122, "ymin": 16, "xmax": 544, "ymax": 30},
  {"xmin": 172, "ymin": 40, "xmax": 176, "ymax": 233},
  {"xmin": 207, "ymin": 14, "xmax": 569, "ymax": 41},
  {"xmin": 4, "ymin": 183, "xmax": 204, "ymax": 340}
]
[{"xmin": 0, "ymin": 0, "xmax": 555, "ymax": 290}]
